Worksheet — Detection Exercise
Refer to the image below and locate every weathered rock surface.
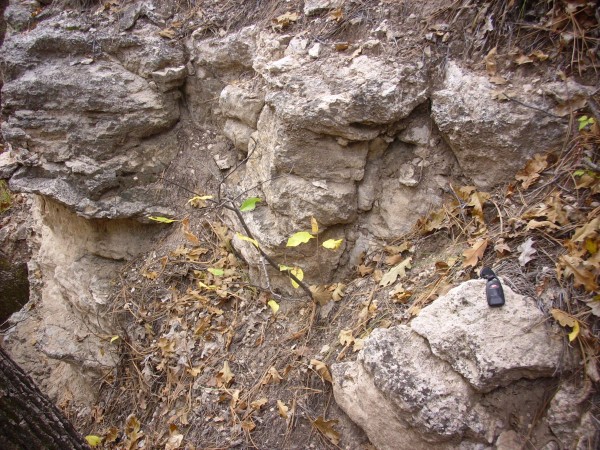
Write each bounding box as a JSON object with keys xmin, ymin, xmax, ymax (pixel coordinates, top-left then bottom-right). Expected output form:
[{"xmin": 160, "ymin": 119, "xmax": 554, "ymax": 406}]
[
  {"xmin": 431, "ymin": 62, "xmax": 568, "ymax": 188},
  {"xmin": 411, "ymin": 279, "xmax": 575, "ymax": 392},
  {"xmin": 1, "ymin": 16, "xmax": 185, "ymax": 219},
  {"xmin": 332, "ymin": 280, "xmax": 590, "ymax": 450},
  {"xmin": 3, "ymin": 197, "xmax": 160, "ymax": 406}
]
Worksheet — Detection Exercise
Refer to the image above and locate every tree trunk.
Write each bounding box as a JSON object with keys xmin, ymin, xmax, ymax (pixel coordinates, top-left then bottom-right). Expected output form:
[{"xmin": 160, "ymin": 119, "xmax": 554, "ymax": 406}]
[{"xmin": 0, "ymin": 346, "xmax": 90, "ymax": 450}]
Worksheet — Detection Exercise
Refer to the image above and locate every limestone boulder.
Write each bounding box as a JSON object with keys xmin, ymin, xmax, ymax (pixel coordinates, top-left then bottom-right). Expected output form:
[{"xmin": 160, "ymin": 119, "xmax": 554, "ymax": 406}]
[
  {"xmin": 431, "ymin": 62, "xmax": 569, "ymax": 188},
  {"xmin": 333, "ymin": 280, "xmax": 587, "ymax": 449},
  {"xmin": 411, "ymin": 279, "xmax": 576, "ymax": 392}
]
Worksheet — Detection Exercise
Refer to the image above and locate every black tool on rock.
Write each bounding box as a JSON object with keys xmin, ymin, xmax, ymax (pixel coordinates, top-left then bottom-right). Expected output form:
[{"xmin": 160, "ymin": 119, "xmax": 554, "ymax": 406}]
[{"xmin": 480, "ymin": 267, "xmax": 505, "ymax": 307}]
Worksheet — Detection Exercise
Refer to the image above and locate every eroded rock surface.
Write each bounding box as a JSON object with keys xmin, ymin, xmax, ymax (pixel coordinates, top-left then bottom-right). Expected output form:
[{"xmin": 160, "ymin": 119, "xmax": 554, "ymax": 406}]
[{"xmin": 332, "ymin": 280, "xmax": 591, "ymax": 450}]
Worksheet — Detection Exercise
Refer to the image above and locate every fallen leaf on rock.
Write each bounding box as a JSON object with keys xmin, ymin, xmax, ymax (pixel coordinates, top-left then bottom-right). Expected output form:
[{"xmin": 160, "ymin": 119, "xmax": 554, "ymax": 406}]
[
  {"xmin": 339, "ymin": 329, "xmax": 353, "ymax": 346},
  {"xmin": 490, "ymin": 76, "xmax": 508, "ymax": 85},
  {"xmin": 379, "ymin": 257, "xmax": 412, "ymax": 286},
  {"xmin": 358, "ymin": 264, "xmax": 373, "ymax": 276},
  {"xmin": 241, "ymin": 419, "xmax": 256, "ymax": 432},
  {"xmin": 262, "ymin": 366, "xmax": 283, "ymax": 385},
  {"xmin": 277, "ymin": 400, "xmax": 289, "ymax": 419},
  {"xmin": 557, "ymin": 255, "xmax": 598, "ymax": 292},
  {"xmin": 216, "ymin": 361, "xmax": 234, "ymax": 387},
  {"xmin": 322, "ymin": 238, "xmax": 343, "ymax": 250},
  {"xmin": 353, "ymin": 337, "xmax": 365, "ymax": 352},
  {"xmin": 514, "ymin": 54, "xmax": 533, "ymax": 65},
  {"xmin": 494, "ymin": 239, "xmax": 511, "ymax": 255},
  {"xmin": 310, "ymin": 359, "xmax": 333, "ymax": 383},
  {"xmin": 551, "ymin": 308, "xmax": 580, "ymax": 342},
  {"xmin": 159, "ymin": 28, "xmax": 176, "ymax": 39},
  {"xmin": 272, "ymin": 11, "xmax": 298, "ymax": 30},
  {"xmin": 526, "ymin": 220, "xmax": 560, "ymax": 230},
  {"xmin": 571, "ymin": 218, "xmax": 599, "ymax": 243},
  {"xmin": 517, "ymin": 238, "xmax": 537, "ymax": 266},
  {"xmin": 250, "ymin": 398, "xmax": 268, "ymax": 410},
  {"xmin": 312, "ymin": 416, "xmax": 341, "ymax": 445},
  {"xmin": 462, "ymin": 239, "xmax": 488, "ymax": 268},
  {"xmin": 310, "ymin": 285, "xmax": 332, "ymax": 305},
  {"xmin": 331, "ymin": 283, "xmax": 345, "ymax": 301},
  {"xmin": 554, "ymin": 96, "xmax": 587, "ymax": 117},
  {"xmin": 484, "ymin": 46, "xmax": 498, "ymax": 75},
  {"xmin": 515, "ymin": 153, "xmax": 549, "ymax": 189}
]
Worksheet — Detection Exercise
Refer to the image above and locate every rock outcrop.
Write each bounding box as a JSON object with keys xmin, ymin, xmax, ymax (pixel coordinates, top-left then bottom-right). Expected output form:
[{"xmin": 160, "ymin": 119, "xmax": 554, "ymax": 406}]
[
  {"xmin": 332, "ymin": 280, "xmax": 590, "ymax": 449},
  {"xmin": 0, "ymin": 0, "xmax": 595, "ymax": 418}
]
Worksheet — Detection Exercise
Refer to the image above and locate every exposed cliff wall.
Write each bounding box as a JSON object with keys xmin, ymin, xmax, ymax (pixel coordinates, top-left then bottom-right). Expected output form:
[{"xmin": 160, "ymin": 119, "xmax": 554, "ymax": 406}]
[{"xmin": 0, "ymin": 0, "xmax": 597, "ymax": 448}]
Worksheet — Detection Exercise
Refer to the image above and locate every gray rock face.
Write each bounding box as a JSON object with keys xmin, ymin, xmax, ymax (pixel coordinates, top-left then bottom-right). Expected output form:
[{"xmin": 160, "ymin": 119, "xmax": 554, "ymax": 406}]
[
  {"xmin": 1, "ymin": 18, "xmax": 185, "ymax": 219},
  {"xmin": 332, "ymin": 280, "xmax": 588, "ymax": 450},
  {"xmin": 431, "ymin": 62, "xmax": 568, "ymax": 188},
  {"xmin": 411, "ymin": 279, "xmax": 575, "ymax": 392}
]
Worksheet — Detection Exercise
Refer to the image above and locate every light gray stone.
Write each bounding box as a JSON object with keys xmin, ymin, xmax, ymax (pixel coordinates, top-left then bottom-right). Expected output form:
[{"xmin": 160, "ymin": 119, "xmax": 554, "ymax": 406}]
[
  {"xmin": 151, "ymin": 65, "xmax": 188, "ymax": 92},
  {"xmin": 411, "ymin": 279, "xmax": 575, "ymax": 392},
  {"xmin": 304, "ymin": 0, "xmax": 345, "ymax": 16},
  {"xmin": 431, "ymin": 62, "xmax": 569, "ymax": 188},
  {"xmin": 223, "ymin": 119, "xmax": 255, "ymax": 152},
  {"xmin": 219, "ymin": 85, "xmax": 265, "ymax": 128}
]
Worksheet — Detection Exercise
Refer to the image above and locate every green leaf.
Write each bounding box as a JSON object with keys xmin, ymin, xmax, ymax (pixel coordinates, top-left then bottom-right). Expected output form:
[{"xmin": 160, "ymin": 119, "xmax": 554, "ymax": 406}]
[
  {"xmin": 236, "ymin": 232, "xmax": 259, "ymax": 248},
  {"xmin": 322, "ymin": 238, "xmax": 343, "ymax": 250},
  {"xmin": 267, "ymin": 299, "xmax": 280, "ymax": 314},
  {"xmin": 240, "ymin": 197, "xmax": 262, "ymax": 212},
  {"xmin": 85, "ymin": 435, "xmax": 103, "ymax": 447},
  {"xmin": 110, "ymin": 335, "xmax": 120, "ymax": 343},
  {"xmin": 279, "ymin": 265, "xmax": 304, "ymax": 288},
  {"xmin": 207, "ymin": 268, "xmax": 224, "ymax": 276},
  {"xmin": 148, "ymin": 216, "xmax": 177, "ymax": 224},
  {"xmin": 286, "ymin": 231, "xmax": 315, "ymax": 247},
  {"xmin": 573, "ymin": 169, "xmax": 586, "ymax": 177}
]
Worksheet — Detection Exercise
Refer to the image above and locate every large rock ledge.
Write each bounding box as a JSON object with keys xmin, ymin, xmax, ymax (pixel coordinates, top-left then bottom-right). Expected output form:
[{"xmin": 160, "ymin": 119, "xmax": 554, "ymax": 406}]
[{"xmin": 332, "ymin": 280, "xmax": 594, "ymax": 450}]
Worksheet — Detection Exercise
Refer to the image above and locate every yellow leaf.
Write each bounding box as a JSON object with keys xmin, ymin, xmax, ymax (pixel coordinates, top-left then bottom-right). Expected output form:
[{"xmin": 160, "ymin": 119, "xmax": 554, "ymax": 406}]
[
  {"xmin": 331, "ymin": 283, "xmax": 345, "ymax": 301},
  {"xmin": 277, "ymin": 400, "xmax": 289, "ymax": 419},
  {"xmin": 462, "ymin": 239, "xmax": 488, "ymax": 268},
  {"xmin": 312, "ymin": 416, "xmax": 341, "ymax": 445},
  {"xmin": 322, "ymin": 238, "xmax": 343, "ymax": 250},
  {"xmin": 236, "ymin": 232, "xmax": 259, "ymax": 248},
  {"xmin": 216, "ymin": 361, "xmax": 234, "ymax": 387},
  {"xmin": 287, "ymin": 231, "xmax": 314, "ymax": 247},
  {"xmin": 279, "ymin": 265, "xmax": 304, "ymax": 289},
  {"xmin": 551, "ymin": 309, "xmax": 580, "ymax": 342},
  {"xmin": 187, "ymin": 195, "xmax": 213, "ymax": 208},
  {"xmin": 110, "ymin": 335, "xmax": 120, "ymax": 343},
  {"xmin": 267, "ymin": 299, "xmax": 280, "ymax": 314},
  {"xmin": 310, "ymin": 359, "xmax": 333, "ymax": 383},
  {"xmin": 311, "ymin": 216, "xmax": 319, "ymax": 234},
  {"xmin": 85, "ymin": 435, "xmax": 103, "ymax": 447}
]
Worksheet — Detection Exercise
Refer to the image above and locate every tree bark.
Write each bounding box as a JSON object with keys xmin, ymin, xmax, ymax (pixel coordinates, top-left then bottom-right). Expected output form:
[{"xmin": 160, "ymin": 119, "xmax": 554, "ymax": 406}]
[{"xmin": 0, "ymin": 346, "xmax": 90, "ymax": 450}]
